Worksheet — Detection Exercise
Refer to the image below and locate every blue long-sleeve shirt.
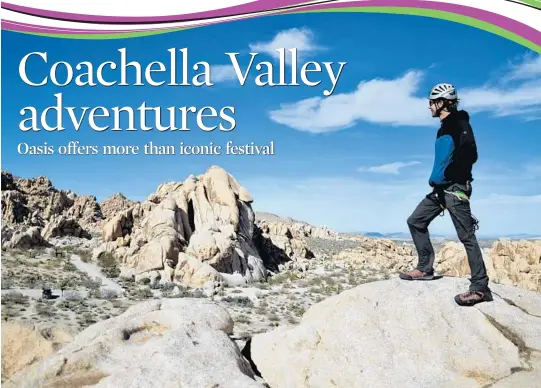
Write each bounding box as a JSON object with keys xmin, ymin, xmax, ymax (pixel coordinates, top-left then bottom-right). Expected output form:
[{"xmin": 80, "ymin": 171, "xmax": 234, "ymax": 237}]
[
  {"xmin": 429, "ymin": 134, "xmax": 454, "ymax": 186},
  {"xmin": 428, "ymin": 110, "xmax": 478, "ymax": 187}
]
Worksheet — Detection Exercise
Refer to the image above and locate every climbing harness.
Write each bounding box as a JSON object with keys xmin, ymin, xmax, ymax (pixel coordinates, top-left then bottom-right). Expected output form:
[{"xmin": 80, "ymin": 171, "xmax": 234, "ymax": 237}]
[
  {"xmin": 444, "ymin": 189, "xmax": 470, "ymax": 201},
  {"xmin": 436, "ymin": 189, "xmax": 480, "ymax": 233}
]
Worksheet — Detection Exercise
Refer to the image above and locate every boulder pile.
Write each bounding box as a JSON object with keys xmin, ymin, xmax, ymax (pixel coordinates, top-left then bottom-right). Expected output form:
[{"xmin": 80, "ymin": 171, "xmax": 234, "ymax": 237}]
[
  {"xmin": 1, "ymin": 171, "xmax": 101, "ymax": 246},
  {"xmin": 436, "ymin": 239, "xmax": 541, "ymax": 291},
  {"xmin": 96, "ymin": 166, "xmax": 311, "ymax": 290}
]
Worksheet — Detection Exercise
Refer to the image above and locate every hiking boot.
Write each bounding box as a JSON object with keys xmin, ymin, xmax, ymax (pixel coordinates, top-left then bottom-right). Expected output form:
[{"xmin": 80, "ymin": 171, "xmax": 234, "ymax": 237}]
[
  {"xmin": 399, "ymin": 269, "xmax": 435, "ymax": 281},
  {"xmin": 454, "ymin": 289, "xmax": 493, "ymax": 306}
]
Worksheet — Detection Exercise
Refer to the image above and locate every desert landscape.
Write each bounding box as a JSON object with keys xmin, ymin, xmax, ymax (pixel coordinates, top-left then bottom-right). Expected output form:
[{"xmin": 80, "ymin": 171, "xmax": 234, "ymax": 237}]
[{"xmin": 1, "ymin": 166, "xmax": 540, "ymax": 387}]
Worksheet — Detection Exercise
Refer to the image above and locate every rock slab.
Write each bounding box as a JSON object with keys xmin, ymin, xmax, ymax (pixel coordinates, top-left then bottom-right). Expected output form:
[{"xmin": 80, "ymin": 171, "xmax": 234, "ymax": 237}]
[
  {"xmin": 250, "ymin": 277, "xmax": 541, "ymax": 388},
  {"xmin": 4, "ymin": 298, "xmax": 265, "ymax": 388}
]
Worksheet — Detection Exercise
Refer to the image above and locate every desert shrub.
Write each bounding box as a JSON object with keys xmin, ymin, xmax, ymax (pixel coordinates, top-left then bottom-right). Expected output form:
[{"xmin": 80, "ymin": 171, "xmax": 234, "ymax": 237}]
[
  {"xmin": 98, "ymin": 253, "xmax": 120, "ymax": 278},
  {"xmin": 58, "ymin": 277, "xmax": 79, "ymax": 290},
  {"xmin": 221, "ymin": 296, "xmax": 254, "ymax": 308},
  {"xmin": 35, "ymin": 301, "xmax": 56, "ymax": 317},
  {"xmin": 74, "ymin": 249, "xmax": 92, "ymax": 262},
  {"xmin": 235, "ymin": 314, "xmax": 251, "ymax": 324},
  {"xmin": 1, "ymin": 277, "xmax": 14, "ymax": 289},
  {"xmin": 62, "ymin": 290, "xmax": 84, "ymax": 300},
  {"xmin": 81, "ymin": 277, "xmax": 102, "ymax": 290},
  {"xmin": 307, "ymin": 277, "xmax": 323, "ymax": 286},
  {"xmin": 63, "ymin": 260, "xmax": 77, "ymax": 272},
  {"xmin": 1, "ymin": 291, "xmax": 29, "ymax": 305},
  {"xmin": 268, "ymin": 272, "xmax": 298, "ymax": 285},
  {"xmin": 267, "ymin": 313, "xmax": 280, "ymax": 322},
  {"xmin": 92, "ymin": 288, "xmax": 119, "ymax": 300},
  {"xmin": 79, "ymin": 312, "xmax": 97, "ymax": 327},
  {"xmin": 190, "ymin": 289, "xmax": 205, "ymax": 298},
  {"xmin": 285, "ymin": 314, "xmax": 297, "ymax": 324},
  {"xmin": 131, "ymin": 287, "xmax": 153, "ymax": 300},
  {"xmin": 160, "ymin": 282, "xmax": 177, "ymax": 292},
  {"xmin": 254, "ymin": 282, "xmax": 270, "ymax": 290},
  {"xmin": 290, "ymin": 303, "xmax": 305, "ymax": 317}
]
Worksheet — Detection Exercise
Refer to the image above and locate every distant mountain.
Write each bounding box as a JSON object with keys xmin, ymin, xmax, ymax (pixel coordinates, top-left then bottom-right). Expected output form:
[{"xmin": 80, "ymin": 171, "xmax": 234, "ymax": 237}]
[
  {"xmin": 362, "ymin": 232, "xmax": 386, "ymax": 238},
  {"xmin": 357, "ymin": 231, "xmax": 541, "ymax": 240},
  {"xmin": 357, "ymin": 232, "xmax": 415, "ymax": 240}
]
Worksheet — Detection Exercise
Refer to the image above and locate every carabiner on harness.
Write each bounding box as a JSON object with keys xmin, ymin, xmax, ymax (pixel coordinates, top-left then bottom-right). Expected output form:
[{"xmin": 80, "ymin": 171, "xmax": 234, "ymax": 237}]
[
  {"xmin": 471, "ymin": 214, "xmax": 480, "ymax": 232},
  {"xmin": 444, "ymin": 190, "xmax": 470, "ymax": 202}
]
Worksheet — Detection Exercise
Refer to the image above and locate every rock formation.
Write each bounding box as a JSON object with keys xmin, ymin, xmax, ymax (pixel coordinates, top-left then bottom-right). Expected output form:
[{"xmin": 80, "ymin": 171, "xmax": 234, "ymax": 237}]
[
  {"xmin": 3, "ymin": 299, "xmax": 265, "ymax": 388},
  {"xmin": 333, "ymin": 236, "xmax": 416, "ymax": 272},
  {"xmin": 41, "ymin": 215, "xmax": 92, "ymax": 240},
  {"xmin": 436, "ymin": 239, "xmax": 541, "ymax": 291},
  {"xmin": 65, "ymin": 195, "xmax": 103, "ymax": 231},
  {"xmin": 1, "ymin": 190, "xmax": 29, "ymax": 225},
  {"xmin": 99, "ymin": 193, "xmax": 136, "ymax": 221},
  {"xmin": 3, "ymin": 226, "xmax": 49, "ymax": 249},
  {"xmin": 435, "ymin": 241, "xmax": 474, "ymax": 277},
  {"xmin": 253, "ymin": 220, "xmax": 316, "ymax": 272},
  {"xmin": 97, "ymin": 166, "xmax": 270, "ymax": 289},
  {"xmin": 1, "ymin": 171, "xmax": 102, "ymax": 245},
  {"xmin": 255, "ymin": 212, "xmax": 339, "ymax": 240},
  {"xmin": 1, "ymin": 322, "xmax": 73, "ymax": 382},
  {"xmin": 491, "ymin": 239, "xmax": 541, "ymax": 291},
  {"xmin": 3, "ymin": 173, "xmax": 73, "ymax": 224},
  {"xmin": 248, "ymin": 277, "xmax": 541, "ymax": 388}
]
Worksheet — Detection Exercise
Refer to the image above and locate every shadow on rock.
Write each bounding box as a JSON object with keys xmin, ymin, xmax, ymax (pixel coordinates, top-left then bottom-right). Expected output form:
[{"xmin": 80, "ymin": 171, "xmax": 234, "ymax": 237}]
[{"xmin": 252, "ymin": 225, "xmax": 293, "ymax": 273}]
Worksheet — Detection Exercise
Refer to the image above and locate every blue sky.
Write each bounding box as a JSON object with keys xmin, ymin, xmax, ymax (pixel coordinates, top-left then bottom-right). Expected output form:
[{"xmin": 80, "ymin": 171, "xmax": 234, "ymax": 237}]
[{"xmin": 2, "ymin": 13, "xmax": 540, "ymax": 237}]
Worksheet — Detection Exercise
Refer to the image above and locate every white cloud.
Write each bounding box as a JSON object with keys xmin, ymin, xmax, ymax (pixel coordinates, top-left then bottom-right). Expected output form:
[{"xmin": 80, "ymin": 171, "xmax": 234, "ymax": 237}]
[
  {"xmin": 503, "ymin": 54, "xmax": 541, "ymax": 81},
  {"xmin": 460, "ymin": 80, "xmax": 541, "ymax": 118},
  {"xmin": 209, "ymin": 27, "xmax": 323, "ymax": 85},
  {"xmin": 268, "ymin": 55, "xmax": 541, "ymax": 132},
  {"xmin": 268, "ymin": 70, "xmax": 433, "ymax": 133},
  {"xmin": 249, "ymin": 27, "xmax": 323, "ymax": 63},
  {"xmin": 210, "ymin": 65, "xmax": 238, "ymax": 83},
  {"xmin": 358, "ymin": 161, "xmax": 421, "ymax": 175}
]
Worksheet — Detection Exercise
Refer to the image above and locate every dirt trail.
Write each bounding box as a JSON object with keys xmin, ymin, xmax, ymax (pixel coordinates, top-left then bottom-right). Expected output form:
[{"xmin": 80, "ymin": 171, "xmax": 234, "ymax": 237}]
[{"xmin": 69, "ymin": 254, "xmax": 124, "ymax": 295}]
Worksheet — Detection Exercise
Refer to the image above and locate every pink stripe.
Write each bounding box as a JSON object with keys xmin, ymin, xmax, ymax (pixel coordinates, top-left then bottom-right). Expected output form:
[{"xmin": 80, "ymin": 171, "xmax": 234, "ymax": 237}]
[
  {"xmin": 1, "ymin": 0, "xmax": 318, "ymax": 23},
  {"xmin": 1, "ymin": 0, "xmax": 540, "ymax": 48}
]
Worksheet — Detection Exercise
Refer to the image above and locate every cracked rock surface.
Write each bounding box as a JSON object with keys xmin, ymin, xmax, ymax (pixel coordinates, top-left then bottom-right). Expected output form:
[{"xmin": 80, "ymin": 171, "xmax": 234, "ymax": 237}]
[
  {"xmin": 4, "ymin": 299, "xmax": 266, "ymax": 388},
  {"xmin": 249, "ymin": 277, "xmax": 541, "ymax": 388}
]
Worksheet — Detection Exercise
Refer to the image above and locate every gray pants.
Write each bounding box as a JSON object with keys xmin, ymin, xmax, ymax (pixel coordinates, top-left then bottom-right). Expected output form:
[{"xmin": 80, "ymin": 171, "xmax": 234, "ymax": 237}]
[{"xmin": 407, "ymin": 182, "xmax": 489, "ymax": 292}]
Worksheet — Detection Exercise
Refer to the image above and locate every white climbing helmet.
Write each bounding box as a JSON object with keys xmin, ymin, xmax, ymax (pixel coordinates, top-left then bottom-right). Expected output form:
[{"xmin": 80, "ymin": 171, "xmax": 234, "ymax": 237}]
[{"xmin": 428, "ymin": 83, "xmax": 458, "ymax": 100}]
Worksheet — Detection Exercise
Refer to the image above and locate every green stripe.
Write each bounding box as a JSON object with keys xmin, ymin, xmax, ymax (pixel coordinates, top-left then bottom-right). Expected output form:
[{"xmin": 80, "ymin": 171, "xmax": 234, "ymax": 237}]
[
  {"xmin": 4, "ymin": 6, "xmax": 541, "ymax": 54},
  {"xmin": 295, "ymin": 7, "xmax": 541, "ymax": 54},
  {"xmin": 520, "ymin": 0, "xmax": 541, "ymax": 10}
]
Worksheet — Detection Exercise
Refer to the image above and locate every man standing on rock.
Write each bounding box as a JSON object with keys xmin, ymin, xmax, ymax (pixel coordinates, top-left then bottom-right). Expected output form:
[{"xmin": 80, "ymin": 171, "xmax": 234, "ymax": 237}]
[{"xmin": 399, "ymin": 83, "xmax": 493, "ymax": 307}]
